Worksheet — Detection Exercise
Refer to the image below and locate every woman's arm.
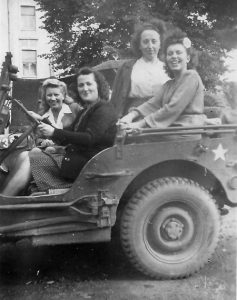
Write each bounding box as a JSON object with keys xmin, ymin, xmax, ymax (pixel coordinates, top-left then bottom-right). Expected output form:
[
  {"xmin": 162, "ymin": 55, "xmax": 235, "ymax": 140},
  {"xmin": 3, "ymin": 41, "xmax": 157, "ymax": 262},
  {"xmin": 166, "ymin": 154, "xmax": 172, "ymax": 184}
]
[
  {"xmin": 38, "ymin": 121, "xmax": 100, "ymax": 146},
  {"xmin": 143, "ymin": 71, "xmax": 203, "ymax": 128},
  {"xmin": 119, "ymin": 110, "xmax": 140, "ymax": 123},
  {"xmin": 52, "ymin": 103, "xmax": 117, "ymax": 146},
  {"xmin": 134, "ymin": 84, "xmax": 165, "ymax": 117},
  {"xmin": 119, "ymin": 83, "xmax": 165, "ymax": 125}
]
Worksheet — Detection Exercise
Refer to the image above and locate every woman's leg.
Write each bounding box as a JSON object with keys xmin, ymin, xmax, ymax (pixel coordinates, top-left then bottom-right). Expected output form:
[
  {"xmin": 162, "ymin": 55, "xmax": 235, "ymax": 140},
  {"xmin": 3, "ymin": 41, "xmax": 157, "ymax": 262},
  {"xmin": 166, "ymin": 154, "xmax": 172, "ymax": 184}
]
[{"xmin": 0, "ymin": 151, "xmax": 32, "ymax": 196}]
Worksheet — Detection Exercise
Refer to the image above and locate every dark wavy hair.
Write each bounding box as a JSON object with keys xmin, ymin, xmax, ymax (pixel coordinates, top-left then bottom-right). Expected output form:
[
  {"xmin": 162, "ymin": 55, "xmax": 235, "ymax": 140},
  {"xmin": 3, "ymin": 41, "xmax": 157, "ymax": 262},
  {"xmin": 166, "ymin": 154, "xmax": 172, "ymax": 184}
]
[
  {"xmin": 162, "ymin": 29, "xmax": 199, "ymax": 78},
  {"xmin": 75, "ymin": 67, "xmax": 110, "ymax": 103},
  {"xmin": 130, "ymin": 18, "xmax": 166, "ymax": 58}
]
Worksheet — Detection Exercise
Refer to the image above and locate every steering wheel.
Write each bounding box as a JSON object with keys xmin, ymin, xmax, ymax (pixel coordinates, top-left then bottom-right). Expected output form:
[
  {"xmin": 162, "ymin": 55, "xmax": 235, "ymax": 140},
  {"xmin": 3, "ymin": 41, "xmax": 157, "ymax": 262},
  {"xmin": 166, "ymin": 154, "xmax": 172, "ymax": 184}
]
[{"xmin": 0, "ymin": 99, "xmax": 40, "ymax": 164}]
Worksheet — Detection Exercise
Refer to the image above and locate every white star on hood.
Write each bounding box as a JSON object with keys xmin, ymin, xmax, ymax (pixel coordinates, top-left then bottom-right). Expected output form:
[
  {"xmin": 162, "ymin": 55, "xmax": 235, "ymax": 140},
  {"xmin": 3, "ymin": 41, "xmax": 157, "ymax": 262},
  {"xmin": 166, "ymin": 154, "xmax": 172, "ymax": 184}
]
[{"xmin": 212, "ymin": 144, "xmax": 228, "ymax": 161}]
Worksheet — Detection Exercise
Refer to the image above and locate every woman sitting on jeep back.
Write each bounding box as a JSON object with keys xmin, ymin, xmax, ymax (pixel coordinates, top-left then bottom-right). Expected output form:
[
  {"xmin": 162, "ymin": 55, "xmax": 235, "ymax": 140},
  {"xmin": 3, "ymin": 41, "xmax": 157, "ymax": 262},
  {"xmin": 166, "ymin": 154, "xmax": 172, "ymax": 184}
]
[
  {"xmin": 120, "ymin": 29, "xmax": 206, "ymax": 129},
  {"xmin": 110, "ymin": 18, "xmax": 169, "ymax": 117},
  {"xmin": 1, "ymin": 67, "xmax": 117, "ymax": 196}
]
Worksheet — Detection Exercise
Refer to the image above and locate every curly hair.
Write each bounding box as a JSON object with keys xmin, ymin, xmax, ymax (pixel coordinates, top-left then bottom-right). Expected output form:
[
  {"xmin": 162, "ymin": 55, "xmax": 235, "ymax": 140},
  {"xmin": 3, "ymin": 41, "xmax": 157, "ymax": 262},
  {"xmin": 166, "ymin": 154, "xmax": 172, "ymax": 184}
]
[
  {"xmin": 39, "ymin": 78, "xmax": 73, "ymax": 114},
  {"xmin": 162, "ymin": 29, "xmax": 199, "ymax": 78},
  {"xmin": 130, "ymin": 18, "xmax": 166, "ymax": 58},
  {"xmin": 75, "ymin": 67, "xmax": 110, "ymax": 102}
]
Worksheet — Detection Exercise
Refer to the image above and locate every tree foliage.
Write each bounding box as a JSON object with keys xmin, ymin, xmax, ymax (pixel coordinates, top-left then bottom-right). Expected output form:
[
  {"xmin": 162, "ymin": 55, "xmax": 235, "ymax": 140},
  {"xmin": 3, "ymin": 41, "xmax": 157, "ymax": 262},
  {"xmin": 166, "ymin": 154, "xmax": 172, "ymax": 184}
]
[{"xmin": 36, "ymin": 0, "xmax": 237, "ymax": 89}]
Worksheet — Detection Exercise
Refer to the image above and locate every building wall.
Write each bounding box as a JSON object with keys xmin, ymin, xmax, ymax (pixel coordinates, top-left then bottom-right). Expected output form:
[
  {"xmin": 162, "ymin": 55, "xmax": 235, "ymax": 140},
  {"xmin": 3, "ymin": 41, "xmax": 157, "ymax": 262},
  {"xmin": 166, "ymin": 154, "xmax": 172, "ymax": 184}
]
[{"xmin": 0, "ymin": 0, "xmax": 53, "ymax": 79}]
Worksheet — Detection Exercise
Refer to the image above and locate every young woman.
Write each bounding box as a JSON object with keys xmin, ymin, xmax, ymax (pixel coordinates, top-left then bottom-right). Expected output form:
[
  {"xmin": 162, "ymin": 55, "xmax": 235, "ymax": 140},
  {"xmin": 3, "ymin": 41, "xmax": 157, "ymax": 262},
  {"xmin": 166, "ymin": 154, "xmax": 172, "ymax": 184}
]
[
  {"xmin": 120, "ymin": 29, "xmax": 206, "ymax": 129},
  {"xmin": 110, "ymin": 19, "xmax": 169, "ymax": 117},
  {"xmin": 34, "ymin": 79, "xmax": 79, "ymax": 127},
  {"xmin": 1, "ymin": 68, "xmax": 117, "ymax": 195},
  {"xmin": 29, "ymin": 78, "xmax": 81, "ymax": 150}
]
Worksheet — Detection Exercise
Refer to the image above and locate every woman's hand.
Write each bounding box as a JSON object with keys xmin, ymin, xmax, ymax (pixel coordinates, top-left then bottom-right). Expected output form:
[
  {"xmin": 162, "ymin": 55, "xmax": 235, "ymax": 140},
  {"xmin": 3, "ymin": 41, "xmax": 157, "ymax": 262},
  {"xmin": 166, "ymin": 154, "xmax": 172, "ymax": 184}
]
[
  {"xmin": 38, "ymin": 123, "xmax": 55, "ymax": 137},
  {"xmin": 127, "ymin": 119, "xmax": 147, "ymax": 129},
  {"xmin": 40, "ymin": 139, "xmax": 55, "ymax": 148},
  {"xmin": 119, "ymin": 119, "xmax": 147, "ymax": 134},
  {"xmin": 120, "ymin": 111, "xmax": 139, "ymax": 124}
]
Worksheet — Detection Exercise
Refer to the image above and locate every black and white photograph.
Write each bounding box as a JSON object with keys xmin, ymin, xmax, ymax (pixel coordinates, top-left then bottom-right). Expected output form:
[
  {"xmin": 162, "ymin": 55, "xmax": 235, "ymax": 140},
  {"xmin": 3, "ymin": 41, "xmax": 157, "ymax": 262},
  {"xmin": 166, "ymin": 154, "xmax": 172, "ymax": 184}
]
[{"xmin": 0, "ymin": 0, "xmax": 236, "ymax": 299}]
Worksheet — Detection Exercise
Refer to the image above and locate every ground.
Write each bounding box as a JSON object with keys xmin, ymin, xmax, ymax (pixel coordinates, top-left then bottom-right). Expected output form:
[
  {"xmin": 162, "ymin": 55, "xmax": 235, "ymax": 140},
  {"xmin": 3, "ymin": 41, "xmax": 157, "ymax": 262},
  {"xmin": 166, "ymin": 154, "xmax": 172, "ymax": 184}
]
[{"xmin": 0, "ymin": 208, "xmax": 236, "ymax": 300}]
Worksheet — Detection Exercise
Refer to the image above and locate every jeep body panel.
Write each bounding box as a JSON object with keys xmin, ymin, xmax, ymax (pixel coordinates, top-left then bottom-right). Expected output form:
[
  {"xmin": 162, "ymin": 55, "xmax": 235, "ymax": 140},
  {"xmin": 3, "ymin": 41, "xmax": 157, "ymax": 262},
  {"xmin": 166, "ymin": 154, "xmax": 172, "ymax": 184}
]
[
  {"xmin": 0, "ymin": 127, "xmax": 236, "ymax": 245},
  {"xmin": 68, "ymin": 132, "xmax": 237, "ymax": 206}
]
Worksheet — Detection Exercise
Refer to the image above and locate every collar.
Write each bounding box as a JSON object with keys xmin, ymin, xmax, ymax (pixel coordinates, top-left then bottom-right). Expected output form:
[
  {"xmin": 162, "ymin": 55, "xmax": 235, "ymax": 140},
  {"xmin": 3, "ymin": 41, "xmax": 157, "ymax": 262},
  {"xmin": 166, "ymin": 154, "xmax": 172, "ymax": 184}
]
[
  {"xmin": 139, "ymin": 56, "xmax": 161, "ymax": 65},
  {"xmin": 42, "ymin": 103, "xmax": 72, "ymax": 118},
  {"xmin": 42, "ymin": 103, "xmax": 73, "ymax": 129}
]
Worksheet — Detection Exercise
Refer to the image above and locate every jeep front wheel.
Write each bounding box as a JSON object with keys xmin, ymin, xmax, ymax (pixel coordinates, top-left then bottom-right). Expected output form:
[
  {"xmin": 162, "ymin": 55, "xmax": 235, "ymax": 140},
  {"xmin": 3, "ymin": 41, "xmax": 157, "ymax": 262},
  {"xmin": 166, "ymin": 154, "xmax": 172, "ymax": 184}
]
[{"xmin": 120, "ymin": 177, "xmax": 220, "ymax": 279}]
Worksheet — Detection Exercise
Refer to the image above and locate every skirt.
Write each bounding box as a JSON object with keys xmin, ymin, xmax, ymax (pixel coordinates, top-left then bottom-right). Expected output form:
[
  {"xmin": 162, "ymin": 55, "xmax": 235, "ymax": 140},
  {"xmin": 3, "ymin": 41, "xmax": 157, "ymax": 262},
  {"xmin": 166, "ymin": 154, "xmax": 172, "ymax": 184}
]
[{"xmin": 29, "ymin": 150, "xmax": 73, "ymax": 191}]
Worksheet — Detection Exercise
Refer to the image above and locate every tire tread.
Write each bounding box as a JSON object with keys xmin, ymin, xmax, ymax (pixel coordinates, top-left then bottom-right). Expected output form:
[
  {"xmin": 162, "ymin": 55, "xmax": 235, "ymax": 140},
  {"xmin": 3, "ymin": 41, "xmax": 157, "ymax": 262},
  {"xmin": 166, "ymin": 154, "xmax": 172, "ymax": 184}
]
[{"xmin": 120, "ymin": 176, "xmax": 221, "ymax": 279}]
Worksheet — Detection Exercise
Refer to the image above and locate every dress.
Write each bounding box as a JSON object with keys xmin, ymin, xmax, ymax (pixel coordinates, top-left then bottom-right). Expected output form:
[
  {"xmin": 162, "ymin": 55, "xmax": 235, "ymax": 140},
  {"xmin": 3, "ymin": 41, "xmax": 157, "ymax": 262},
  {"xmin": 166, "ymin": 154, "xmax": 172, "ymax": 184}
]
[
  {"xmin": 29, "ymin": 101, "xmax": 117, "ymax": 191},
  {"xmin": 110, "ymin": 58, "xmax": 169, "ymax": 117},
  {"xmin": 134, "ymin": 70, "xmax": 206, "ymax": 128},
  {"xmin": 29, "ymin": 152, "xmax": 72, "ymax": 191}
]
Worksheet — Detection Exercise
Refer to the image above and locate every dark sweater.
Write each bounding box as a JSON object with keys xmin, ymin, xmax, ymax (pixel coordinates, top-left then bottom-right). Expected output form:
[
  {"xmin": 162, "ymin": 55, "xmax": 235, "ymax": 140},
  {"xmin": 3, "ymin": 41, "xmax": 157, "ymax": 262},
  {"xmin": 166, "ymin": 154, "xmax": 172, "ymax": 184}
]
[
  {"xmin": 53, "ymin": 101, "xmax": 117, "ymax": 148},
  {"xmin": 52, "ymin": 101, "xmax": 118, "ymax": 179}
]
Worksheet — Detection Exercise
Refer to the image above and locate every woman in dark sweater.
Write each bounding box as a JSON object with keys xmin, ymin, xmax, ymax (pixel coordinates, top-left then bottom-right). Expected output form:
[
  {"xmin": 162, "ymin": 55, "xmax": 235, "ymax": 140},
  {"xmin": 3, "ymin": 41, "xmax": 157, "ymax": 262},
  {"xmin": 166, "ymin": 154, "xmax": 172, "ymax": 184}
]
[{"xmin": 1, "ymin": 67, "xmax": 118, "ymax": 195}]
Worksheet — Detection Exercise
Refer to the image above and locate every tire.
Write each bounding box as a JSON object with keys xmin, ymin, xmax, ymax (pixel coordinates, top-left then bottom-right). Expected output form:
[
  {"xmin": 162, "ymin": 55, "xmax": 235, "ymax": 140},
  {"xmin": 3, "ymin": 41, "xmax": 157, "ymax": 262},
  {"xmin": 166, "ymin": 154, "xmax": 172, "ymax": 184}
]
[{"xmin": 120, "ymin": 177, "xmax": 220, "ymax": 279}]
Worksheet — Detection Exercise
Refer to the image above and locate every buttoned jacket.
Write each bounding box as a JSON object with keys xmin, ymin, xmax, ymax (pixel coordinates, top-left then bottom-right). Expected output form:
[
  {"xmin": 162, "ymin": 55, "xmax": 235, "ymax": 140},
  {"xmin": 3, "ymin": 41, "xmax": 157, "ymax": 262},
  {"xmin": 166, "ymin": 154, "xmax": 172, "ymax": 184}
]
[{"xmin": 53, "ymin": 101, "xmax": 118, "ymax": 179}]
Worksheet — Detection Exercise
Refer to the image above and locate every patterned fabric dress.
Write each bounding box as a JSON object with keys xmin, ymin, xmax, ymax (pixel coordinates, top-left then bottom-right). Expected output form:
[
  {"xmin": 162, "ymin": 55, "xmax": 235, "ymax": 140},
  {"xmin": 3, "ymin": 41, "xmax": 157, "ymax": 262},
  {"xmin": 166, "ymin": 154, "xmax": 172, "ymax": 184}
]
[
  {"xmin": 29, "ymin": 151, "xmax": 72, "ymax": 191},
  {"xmin": 29, "ymin": 103, "xmax": 76, "ymax": 191},
  {"xmin": 29, "ymin": 101, "xmax": 117, "ymax": 192}
]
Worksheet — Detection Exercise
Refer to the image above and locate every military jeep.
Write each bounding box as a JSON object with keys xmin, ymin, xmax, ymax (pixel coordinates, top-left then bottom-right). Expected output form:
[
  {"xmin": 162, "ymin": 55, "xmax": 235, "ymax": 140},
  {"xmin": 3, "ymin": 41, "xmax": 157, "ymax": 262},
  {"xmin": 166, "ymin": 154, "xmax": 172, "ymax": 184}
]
[{"xmin": 0, "ymin": 53, "xmax": 236, "ymax": 279}]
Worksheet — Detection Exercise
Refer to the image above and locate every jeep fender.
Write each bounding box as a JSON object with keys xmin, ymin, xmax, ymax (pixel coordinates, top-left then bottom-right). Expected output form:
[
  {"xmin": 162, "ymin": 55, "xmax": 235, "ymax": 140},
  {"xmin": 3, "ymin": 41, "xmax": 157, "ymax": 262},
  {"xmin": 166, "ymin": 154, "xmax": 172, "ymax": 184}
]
[{"xmin": 64, "ymin": 137, "xmax": 237, "ymax": 208}]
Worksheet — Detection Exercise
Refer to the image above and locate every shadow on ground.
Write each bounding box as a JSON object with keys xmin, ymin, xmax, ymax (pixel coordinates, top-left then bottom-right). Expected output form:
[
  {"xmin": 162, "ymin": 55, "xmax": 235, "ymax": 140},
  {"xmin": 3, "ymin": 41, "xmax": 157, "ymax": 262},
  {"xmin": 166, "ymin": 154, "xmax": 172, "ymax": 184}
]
[{"xmin": 0, "ymin": 238, "xmax": 142, "ymax": 285}]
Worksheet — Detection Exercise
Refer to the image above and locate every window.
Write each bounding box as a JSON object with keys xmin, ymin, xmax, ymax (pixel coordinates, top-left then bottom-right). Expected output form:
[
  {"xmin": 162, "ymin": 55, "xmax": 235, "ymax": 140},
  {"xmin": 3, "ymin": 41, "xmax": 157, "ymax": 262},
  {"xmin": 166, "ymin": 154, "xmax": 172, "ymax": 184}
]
[
  {"xmin": 22, "ymin": 50, "xmax": 37, "ymax": 77},
  {"xmin": 20, "ymin": 39, "xmax": 37, "ymax": 48},
  {"xmin": 21, "ymin": 6, "xmax": 36, "ymax": 31}
]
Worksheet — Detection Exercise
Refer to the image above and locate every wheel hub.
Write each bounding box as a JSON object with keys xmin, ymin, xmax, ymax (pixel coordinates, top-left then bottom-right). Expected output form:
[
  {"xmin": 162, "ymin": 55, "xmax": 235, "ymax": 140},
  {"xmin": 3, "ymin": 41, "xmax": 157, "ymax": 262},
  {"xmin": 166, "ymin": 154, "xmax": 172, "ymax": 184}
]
[
  {"xmin": 147, "ymin": 207, "xmax": 195, "ymax": 252},
  {"xmin": 162, "ymin": 218, "xmax": 184, "ymax": 240}
]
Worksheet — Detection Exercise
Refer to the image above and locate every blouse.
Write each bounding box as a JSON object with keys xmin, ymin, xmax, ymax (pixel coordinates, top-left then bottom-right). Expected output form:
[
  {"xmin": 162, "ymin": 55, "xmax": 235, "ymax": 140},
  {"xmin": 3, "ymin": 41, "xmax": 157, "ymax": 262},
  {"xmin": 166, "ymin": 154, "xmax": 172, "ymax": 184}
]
[
  {"xmin": 42, "ymin": 103, "xmax": 74, "ymax": 129},
  {"xmin": 129, "ymin": 57, "xmax": 169, "ymax": 98},
  {"xmin": 135, "ymin": 70, "xmax": 206, "ymax": 128}
]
